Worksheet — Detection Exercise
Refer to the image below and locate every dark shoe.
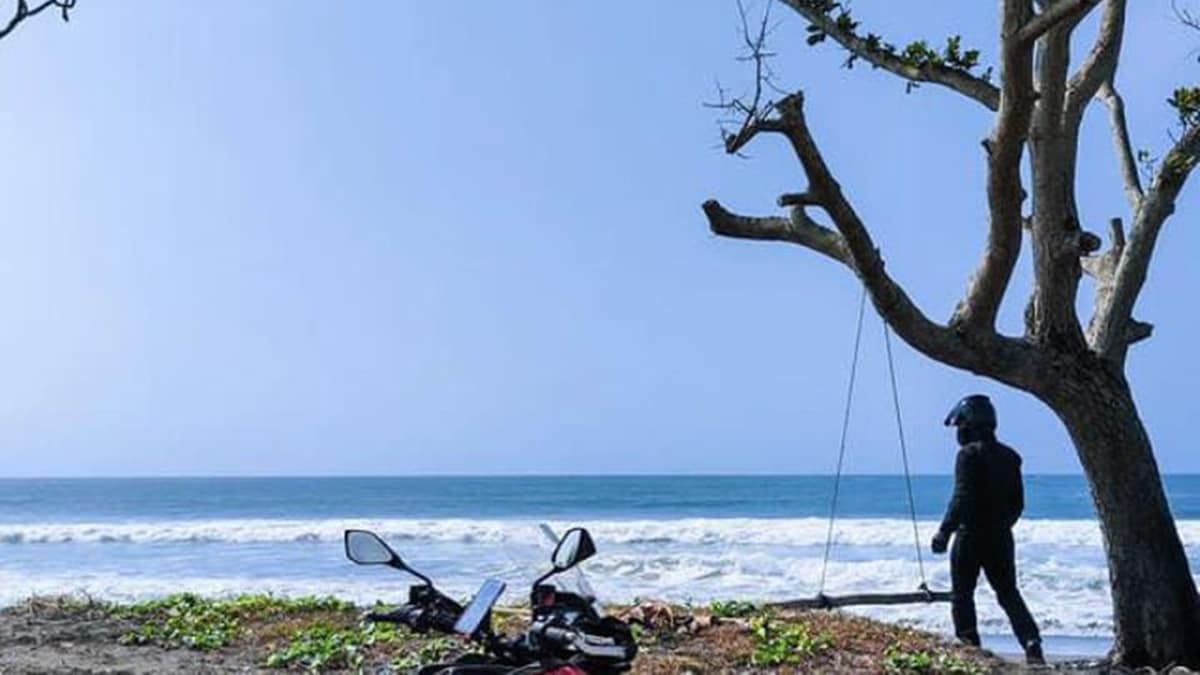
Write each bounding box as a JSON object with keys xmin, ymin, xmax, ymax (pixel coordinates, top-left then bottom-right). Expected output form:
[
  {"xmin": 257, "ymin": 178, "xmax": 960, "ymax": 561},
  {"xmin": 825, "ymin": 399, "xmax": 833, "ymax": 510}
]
[
  {"xmin": 957, "ymin": 630, "xmax": 981, "ymax": 647},
  {"xmin": 1024, "ymin": 640, "xmax": 1045, "ymax": 665}
]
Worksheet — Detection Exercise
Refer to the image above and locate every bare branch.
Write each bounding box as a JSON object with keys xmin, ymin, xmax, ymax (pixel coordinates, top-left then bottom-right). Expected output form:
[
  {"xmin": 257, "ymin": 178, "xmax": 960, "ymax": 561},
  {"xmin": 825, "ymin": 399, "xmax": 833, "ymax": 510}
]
[
  {"xmin": 1022, "ymin": 0, "xmax": 1099, "ymax": 349},
  {"xmin": 708, "ymin": 0, "xmax": 786, "ymax": 157},
  {"xmin": 1174, "ymin": 0, "xmax": 1200, "ymax": 32},
  {"xmin": 0, "ymin": 0, "xmax": 74, "ymax": 41},
  {"xmin": 1017, "ymin": 0, "xmax": 1103, "ymax": 45},
  {"xmin": 1064, "ymin": 0, "xmax": 1127, "ymax": 127},
  {"xmin": 951, "ymin": 0, "xmax": 1035, "ymax": 334},
  {"xmin": 777, "ymin": 1, "xmax": 1000, "ymax": 111},
  {"xmin": 703, "ymin": 91, "xmax": 1041, "ymax": 388},
  {"xmin": 702, "ymin": 200, "xmax": 850, "ymax": 266},
  {"xmin": 1098, "ymin": 80, "xmax": 1144, "ymax": 211},
  {"xmin": 1093, "ymin": 123, "xmax": 1200, "ymax": 360}
]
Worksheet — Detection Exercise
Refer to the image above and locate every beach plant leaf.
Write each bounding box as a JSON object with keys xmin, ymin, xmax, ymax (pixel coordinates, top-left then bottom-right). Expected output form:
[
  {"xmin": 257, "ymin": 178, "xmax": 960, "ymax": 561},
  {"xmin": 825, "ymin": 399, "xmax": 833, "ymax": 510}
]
[
  {"xmin": 883, "ymin": 643, "xmax": 985, "ymax": 675},
  {"xmin": 709, "ymin": 599, "xmax": 758, "ymax": 618},
  {"xmin": 749, "ymin": 615, "xmax": 832, "ymax": 666},
  {"xmin": 117, "ymin": 593, "xmax": 356, "ymax": 651},
  {"xmin": 262, "ymin": 622, "xmax": 402, "ymax": 670},
  {"xmin": 390, "ymin": 636, "xmax": 461, "ymax": 670}
]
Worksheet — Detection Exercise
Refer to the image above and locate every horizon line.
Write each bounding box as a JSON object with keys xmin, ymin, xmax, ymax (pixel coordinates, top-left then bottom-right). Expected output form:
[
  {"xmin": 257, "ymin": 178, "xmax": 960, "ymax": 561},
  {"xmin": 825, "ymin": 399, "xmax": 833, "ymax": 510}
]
[{"xmin": 3, "ymin": 471, "xmax": 1196, "ymax": 480}]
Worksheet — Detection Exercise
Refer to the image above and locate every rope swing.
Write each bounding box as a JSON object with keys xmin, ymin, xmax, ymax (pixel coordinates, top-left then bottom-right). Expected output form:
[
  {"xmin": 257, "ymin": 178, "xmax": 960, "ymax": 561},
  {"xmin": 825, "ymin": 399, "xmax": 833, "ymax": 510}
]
[{"xmin": 776, "ymin": 286, "xmax": 950, "ymax": 610}]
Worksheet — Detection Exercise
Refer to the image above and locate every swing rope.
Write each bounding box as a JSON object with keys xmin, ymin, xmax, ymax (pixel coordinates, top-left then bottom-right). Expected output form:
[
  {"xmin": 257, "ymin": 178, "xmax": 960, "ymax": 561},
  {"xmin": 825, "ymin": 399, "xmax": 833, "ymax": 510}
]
[
  {"xmin": 883, "ymin": 319, "xmax": 929, "ymax": 590},
  {"xmin": 818, "ymin": 287, "xmax": 867, "ymax": 594},
  {"xmin": 818, "ymin": 285, "xmax": 929, "ymax": 597}
]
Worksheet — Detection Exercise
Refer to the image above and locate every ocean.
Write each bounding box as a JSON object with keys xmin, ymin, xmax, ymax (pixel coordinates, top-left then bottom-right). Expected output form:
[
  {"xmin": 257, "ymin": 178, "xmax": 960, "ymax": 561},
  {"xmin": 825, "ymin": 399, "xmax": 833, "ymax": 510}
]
[{"xmin": 3, "ymin": 475, "xmax": 1199, "ymax": 657}]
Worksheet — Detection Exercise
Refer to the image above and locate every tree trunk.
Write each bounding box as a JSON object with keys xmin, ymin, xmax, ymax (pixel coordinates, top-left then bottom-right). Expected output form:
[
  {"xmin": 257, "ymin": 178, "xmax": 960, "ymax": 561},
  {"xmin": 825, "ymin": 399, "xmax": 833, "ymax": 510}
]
[{"xmin": 1042, "ymin": 359, "xmax": 1200, "ymax": 668}]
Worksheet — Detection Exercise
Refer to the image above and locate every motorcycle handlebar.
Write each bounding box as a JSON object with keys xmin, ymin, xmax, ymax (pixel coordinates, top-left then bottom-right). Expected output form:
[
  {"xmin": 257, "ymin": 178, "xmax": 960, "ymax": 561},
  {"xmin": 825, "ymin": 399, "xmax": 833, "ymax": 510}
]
[
  {"xmin": 539, "ymin": 625, "xmax": 576, "ymax": 646},
  {"xmin": 365, "ymin": 604, "xmax": 424, "ymax": 626},
  {"xmin": 538, "ymin": 625, "xmax": 630, "ymax": 661},
  {"xmin": 367, "ymin": 603, "xmax": 460, "ymax": 634}
]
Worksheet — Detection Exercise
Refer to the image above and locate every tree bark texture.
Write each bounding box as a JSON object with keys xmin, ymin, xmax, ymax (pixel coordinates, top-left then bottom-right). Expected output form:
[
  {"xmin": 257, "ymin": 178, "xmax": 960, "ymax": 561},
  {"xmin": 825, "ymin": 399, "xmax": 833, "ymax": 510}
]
[{"xmin": 1039, "ymin": 361, "xmax": 1200, "ymax": 667}]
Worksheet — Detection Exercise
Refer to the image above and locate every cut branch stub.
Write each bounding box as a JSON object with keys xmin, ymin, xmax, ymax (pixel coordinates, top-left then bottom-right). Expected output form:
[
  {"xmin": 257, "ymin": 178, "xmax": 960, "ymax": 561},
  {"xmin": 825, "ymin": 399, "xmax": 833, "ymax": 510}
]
[
  {"xmin": 702, "ymin": 199, "xmax": 851, "ymax": 267},
  {"xmin": 1084, "ymin": 218, "xmax": 1152, "ymax": 351},
  {"xmin": 778, "ymin": 192, "xmax": 823, "ymax": 208}
]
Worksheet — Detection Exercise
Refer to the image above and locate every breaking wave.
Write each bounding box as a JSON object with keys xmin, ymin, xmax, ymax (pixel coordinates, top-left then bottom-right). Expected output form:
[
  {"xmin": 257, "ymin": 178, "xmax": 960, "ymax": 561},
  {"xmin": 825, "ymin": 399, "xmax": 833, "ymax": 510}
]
[
  {"xmin": 3, "ymin": 516, "xmax": 1197, "ymax": 641},
  {"xmin": 3, "ymin": 517, "xmax": 1198, "ymax": 548}
]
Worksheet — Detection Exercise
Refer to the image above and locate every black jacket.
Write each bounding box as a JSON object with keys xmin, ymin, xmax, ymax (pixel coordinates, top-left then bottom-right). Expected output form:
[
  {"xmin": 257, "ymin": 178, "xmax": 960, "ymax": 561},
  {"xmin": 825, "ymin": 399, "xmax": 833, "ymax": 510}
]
[{"xmin": 938, "ymin": 438, "xmax": 1025, "ymax": 536}]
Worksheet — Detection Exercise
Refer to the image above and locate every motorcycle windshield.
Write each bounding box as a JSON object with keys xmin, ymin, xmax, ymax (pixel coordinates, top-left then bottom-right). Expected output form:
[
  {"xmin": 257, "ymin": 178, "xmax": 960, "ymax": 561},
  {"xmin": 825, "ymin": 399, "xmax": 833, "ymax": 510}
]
[
  {"xmin": 490, "ymin": 523, "xmax": 601, "ymax": 608},
  {"xmin": 536, "ymin": 523, "xmax": 599, "ymax": 602}
]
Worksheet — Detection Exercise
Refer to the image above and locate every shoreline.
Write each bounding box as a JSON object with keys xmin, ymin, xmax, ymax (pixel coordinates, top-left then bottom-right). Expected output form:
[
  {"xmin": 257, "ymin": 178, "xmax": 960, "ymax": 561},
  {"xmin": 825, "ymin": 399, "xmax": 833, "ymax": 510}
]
[{"xmin": 984, "ymin": 634, "xmax": 1109, "ymax": 661}]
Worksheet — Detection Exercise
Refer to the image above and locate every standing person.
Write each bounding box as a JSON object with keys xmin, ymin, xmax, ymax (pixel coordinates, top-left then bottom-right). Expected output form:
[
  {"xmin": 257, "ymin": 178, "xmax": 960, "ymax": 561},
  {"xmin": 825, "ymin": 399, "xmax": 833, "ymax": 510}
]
[{"xmin": 932, "ymin": 394, "xmax": 1044, "ymax": 665}]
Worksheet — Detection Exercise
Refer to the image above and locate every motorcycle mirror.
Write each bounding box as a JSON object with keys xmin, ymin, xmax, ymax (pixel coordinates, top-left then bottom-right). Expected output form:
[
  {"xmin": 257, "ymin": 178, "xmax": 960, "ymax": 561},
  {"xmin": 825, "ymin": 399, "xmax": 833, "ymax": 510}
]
[
  {"xmin": 343, "ymin": 529, "xmax": 436, "ymax": 586},
  {"xmin": 344, "ymin": 529, "xmax": 401, "ymax": 565},
  {"xmin": 551, "ymin": 527, "xmax": 596, "ymax": 571}
]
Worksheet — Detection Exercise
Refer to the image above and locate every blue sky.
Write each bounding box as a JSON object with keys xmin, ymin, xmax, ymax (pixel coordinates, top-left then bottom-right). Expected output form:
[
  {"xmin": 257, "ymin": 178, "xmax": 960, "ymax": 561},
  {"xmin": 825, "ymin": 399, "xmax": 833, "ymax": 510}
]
[{"xmin": 0, "ymin": 2, "xmax": 1196, "ymax": 476}]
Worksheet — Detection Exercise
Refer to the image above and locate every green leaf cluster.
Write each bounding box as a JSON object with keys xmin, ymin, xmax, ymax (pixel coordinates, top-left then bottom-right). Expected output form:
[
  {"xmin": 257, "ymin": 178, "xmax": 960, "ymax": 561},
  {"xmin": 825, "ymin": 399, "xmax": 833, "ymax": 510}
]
[
  {"xmin": 1169, "ymin": 86, "xmax": 1200, "ymax": 128},
  {"xmin": 390, "ymin": 635, "xmax": 461, "ymax": 671},
  {"xmin": 117, "ymin": 593, "xmax": 244, "ymax": 650},
  {"xmin": 117, "ymin": 593, "xmax": 356, "ymax": 651},
  {"xmin": 882, "ymin": 643, "xmax": 985, "ymax": 675},
  {"xmin": 799, "ymin": 2, "xmax": 988, "ymax": 81},
  {"xmin": 263, "ymin": 622, "xmax": 402, "ymax": 671},
  {"xmin": 708, "ymin": 599, "xmax": 759, "ymax": 618},
  {"xmin": 748, "ymin": 615, "xmax": 832, "ymax": 666}
]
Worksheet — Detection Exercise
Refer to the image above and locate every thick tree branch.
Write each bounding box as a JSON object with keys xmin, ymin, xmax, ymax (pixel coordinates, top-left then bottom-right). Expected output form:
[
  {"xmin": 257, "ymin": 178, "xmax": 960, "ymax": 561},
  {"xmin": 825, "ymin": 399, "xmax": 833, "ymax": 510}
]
[
  {"xmin": 1023, "ymin": 0, "xmax": 1096, "ymax": 350},
  {"xmin": 1064, "ymin": 0, "xmax": 1126, "ymax": 127},
  {"xmin": 777, "ymin": 1, "xmax": 1000, "ymax": 111},
  {"xmin": 952, "ymin": 0, "xmax": 1035, "ymax": 334},
  {"xmin": 1093, "ymin": 123, "xmax": 1200, "ymax": 360},
  {"xmin": 1017, "ymin": 0, "xmax": 1103, "ymax": 44},
  {"xmin": 0, "ymin": 0, "xmax": 74, "ymax": 41},
  {"xmin": 704, "ymin": 92, "xmax": 1042, "ymax": 389},
  {"xmin": 702, "ymin": 200, "xmax": 851, "ymax": 266},
  {"xmin": 1098, "ymin": 80, "xmax": 1144, "ymax": 211}
]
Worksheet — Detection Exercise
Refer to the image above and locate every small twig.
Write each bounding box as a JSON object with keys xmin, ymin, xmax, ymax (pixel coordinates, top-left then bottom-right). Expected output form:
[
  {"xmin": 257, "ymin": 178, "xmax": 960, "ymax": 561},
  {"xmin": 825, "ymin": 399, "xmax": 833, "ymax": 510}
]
[
  {"xmin": 1175, "ymin": 0, "xmax": 1200, "ymax": 32},
  {"xmin": 0, "ymin": 0, "xmax": 75, "ymax": 41},
  {"xmin": 705, "ymin": 0, "xmax": 786, "ymax": 157}
]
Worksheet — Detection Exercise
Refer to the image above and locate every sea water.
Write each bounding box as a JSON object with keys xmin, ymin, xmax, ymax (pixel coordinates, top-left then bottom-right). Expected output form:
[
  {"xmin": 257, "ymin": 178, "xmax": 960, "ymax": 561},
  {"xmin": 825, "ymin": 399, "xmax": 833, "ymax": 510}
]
[{"xmin": 3, "ymin": 475, "xmax": 1198, "ymax": 656}]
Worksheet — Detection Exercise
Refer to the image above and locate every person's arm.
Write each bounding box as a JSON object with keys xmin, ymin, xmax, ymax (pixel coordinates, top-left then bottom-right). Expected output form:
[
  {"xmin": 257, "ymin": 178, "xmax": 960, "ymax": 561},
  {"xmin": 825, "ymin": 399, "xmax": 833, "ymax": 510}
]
[
  {"xmin": 939, "ymin": 449, "xmax": 976, "ymax": 536},
  {"xmin": 1009, "ymin": 455, "xmax": 1025, "ymax": 527}
]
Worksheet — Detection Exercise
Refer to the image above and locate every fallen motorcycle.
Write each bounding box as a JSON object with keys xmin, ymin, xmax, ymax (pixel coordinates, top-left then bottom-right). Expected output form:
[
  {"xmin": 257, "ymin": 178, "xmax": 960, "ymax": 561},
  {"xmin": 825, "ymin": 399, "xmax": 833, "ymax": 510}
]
[{"xmin": 343, "ymin": 526, "xmax": 636, "ymax": 674}]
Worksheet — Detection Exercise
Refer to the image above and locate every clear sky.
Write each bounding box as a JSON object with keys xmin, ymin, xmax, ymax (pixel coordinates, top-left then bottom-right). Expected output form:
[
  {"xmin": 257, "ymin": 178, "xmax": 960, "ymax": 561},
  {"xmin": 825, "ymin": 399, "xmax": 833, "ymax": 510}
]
[{"xmin": 0, "ymin": 3, "xmax": 1196, "ymax": 476}]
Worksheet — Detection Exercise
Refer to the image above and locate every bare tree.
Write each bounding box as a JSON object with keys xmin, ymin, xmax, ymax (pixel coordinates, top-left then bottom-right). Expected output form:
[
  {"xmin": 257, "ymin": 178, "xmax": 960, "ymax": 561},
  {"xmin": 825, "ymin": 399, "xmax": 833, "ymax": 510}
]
[{"xmin": 703, "ymin": 0, "xmax": 1200, "ymax": 668}]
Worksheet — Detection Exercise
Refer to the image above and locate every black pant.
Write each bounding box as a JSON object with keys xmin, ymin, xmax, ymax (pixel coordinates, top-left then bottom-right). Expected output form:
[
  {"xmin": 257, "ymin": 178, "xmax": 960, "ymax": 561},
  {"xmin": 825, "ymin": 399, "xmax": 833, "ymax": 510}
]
[{"xmin": 950, "ymin": 528, "xmax": 1040, "ymax": 648}]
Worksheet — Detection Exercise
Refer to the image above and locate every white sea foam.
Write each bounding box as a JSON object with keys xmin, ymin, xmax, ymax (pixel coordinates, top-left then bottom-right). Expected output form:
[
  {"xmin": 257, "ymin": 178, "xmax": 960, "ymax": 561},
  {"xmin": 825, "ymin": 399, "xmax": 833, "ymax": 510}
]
[
  {"xmin": 2, "ymin": 517, "xmax": 1196, "ymax": 640},
  {"xmin": 0, "ymin": 554, "xmax": 1140, "ymax": 638},
  {"xmin": 2, "ymin": 517, "xmax": 1197, "ymax": 547}
]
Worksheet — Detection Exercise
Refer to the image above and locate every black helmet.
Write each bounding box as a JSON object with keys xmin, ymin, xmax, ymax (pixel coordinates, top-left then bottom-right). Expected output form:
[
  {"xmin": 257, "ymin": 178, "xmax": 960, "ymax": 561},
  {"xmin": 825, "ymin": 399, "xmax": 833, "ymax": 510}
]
[{"xmin": 944, "ymin": 394, "xmax": 997, "ymax": 430}]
